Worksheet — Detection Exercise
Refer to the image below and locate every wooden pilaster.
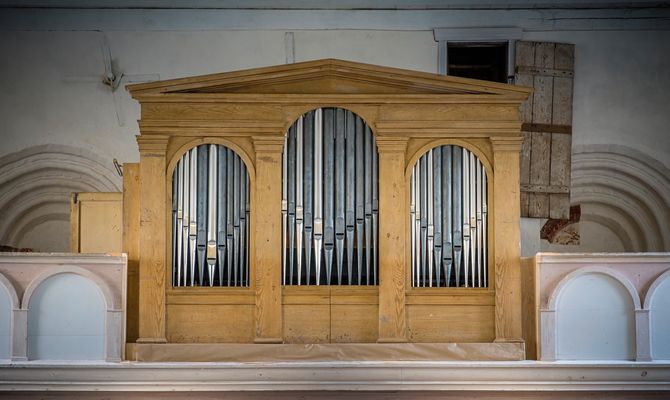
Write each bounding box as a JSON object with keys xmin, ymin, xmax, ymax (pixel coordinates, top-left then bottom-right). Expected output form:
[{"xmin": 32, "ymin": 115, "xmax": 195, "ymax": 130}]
[
  {"xmin": 492, "ymin": 136, "xmax": 524, "ymax": 343},
  {"xmin": 136, "ymin": 135, "xmax": 168, "ymax": 343},
  {"xmin": 376, "ymin": 137, "xmax": 409, "ymax": 343},
  {"xmin": 252, "ymin": 135, "xmax": 285, "ymax": 343}
]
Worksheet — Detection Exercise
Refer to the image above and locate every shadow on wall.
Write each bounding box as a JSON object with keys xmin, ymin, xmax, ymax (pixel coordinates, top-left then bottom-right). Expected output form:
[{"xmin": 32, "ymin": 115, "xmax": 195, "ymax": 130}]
[{"xmin": 0, "ymin": 145, "xmax": 121, "ymax": 252}]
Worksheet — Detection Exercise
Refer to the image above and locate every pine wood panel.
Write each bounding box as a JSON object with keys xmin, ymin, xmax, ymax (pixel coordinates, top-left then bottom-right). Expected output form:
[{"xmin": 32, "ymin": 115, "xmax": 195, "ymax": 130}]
[
  {"xmin": 252, "ymin": 137, "xmax": 284, "ymax": 343},
  {"xmin": 167, "ymin": 304, "xmax": 254, "ymax": 343},
  {"xmin": 70, "ymin": 193, "xmax": 123, "ymax": 253},
  {"xmin": 137, "ymin": 136, "xmax": 168, "ymax": 343},
  {"xmin": 492, "ymin": 138, "xmax": 523, "ymax": 343},
  {"xmin": 123, "ymin": 164, "xmax": 141, "ymax": 343},
  {"xmin": 516, "ymin": 42, "xmax": 574, "ymax": 219},
  {"xmin": 283, "ymin": 304, "xmax": 330, "ymax": 343},
  {"xmin": 331, "ymin": 304, "xmax": 379, "ymax": 343},
  {"xmin": 377, "ymin": 138, "xmax": 408, "ymax": 343},
  {"xmin": 407, "ymin": 305, "xmax": 495, "ymax": 342}
]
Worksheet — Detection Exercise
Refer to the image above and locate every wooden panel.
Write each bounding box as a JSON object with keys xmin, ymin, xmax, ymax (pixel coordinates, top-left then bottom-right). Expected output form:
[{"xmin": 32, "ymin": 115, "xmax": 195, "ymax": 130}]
[
  {"xmin": 123, "ymin": 163, "xmax": 140, "ymax": 343},
  {"xmin": 167, "ymin": 291, "xmax": 255, "ymax": 305},
  {"xmin": 407, "ymin": 305, "xmax": 495, "ymax": 342},
  {"xmin": 531, "ymin": 76, "xmax": 553, "ymax": 125},
  {"xmin": 376, "ymin": 138, "xmax": 408, "ymax": 342},
  {"xmin": 516, "ymin": 41, "xmax": 574, "ymax": 219},
  {"xmin": 519, "ymin": 131, "xmax": 532, "ymax": 217},
  {"xmin": 549, "ymin": 133, "xmax": 572, "ymax": 219},
  {"xmin": 252, "ymin": 137, "xmax": 284, "ymax": 343},
  {"xmin": 406, "ymin": 291, "xmax": 495, "ymax": 306},
  {"xmin": 141, "ymin": 103, "xmax": 283, "ymax": 121},
  {"xmin": 283, "ymin": 304, "xmax": 330, "ymax": 344},
  {"xmin": 137, "ymin": 137, "xmax": 168, "ymax": 343},
  {"xmin": 552, "ymin": 77, "xmax": 573, "ymax": 126},
  {"xmin": 379, "ymin": 104, "xmax": 518, "ymax": 122},
  {"xmin": 492, "ymin": 139, "xmax": 523, "ymax": 342},
  {"xmin": 534, "ymin": 43, "xmax": 555, "ymax": 69},
  {"xmin": 71, "ymin": 193, "xmax": 123, "ymax": 253},
  {"xmin": 528, "ymin": 132, "xmax": 551, "ymax": 217},
  {"xmin": 167, "ymin": 304, "xmax": 254, "ymax": 343},
  {"xmin": 554, "ymin": 43, "xmax": 575, "ymax": 70},
  {"xmin": 331, "ymin": 304, "xmax": 378, "ymax": 343}
]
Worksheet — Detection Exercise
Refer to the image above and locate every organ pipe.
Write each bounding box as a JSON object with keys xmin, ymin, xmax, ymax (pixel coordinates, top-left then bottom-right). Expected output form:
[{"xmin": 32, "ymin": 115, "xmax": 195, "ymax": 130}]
[
  {"xmin": 171, "ymin": 144, "xmax": 250, "ymax": 287},
  {"xmin": 283, "ymin": 107, "xmax": 378, "ymax": 286},
  {"xmin": 410, "ymin": 145, "xmax": 488, "ymax": 288}
]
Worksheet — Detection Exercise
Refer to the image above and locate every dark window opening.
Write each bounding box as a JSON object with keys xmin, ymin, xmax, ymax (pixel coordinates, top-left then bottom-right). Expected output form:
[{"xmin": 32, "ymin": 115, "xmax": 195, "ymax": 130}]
[{"xmin": 447, "ymin": 42, "xmax": 508, "ymax": 84}]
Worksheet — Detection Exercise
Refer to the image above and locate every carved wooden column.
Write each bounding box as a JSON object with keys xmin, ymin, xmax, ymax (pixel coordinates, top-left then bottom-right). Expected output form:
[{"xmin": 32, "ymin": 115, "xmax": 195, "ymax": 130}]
[
  {"xmin": 136, "ymin": 135, "xmax": 168, "ymax": 344},
  {"xmin": 376, "ymin": 137, "xmax": 409, "ymax": 343},
  {"xmin": 491, "ymin": 136, "xmax": 524, "ymax": 343},
  {"xmin": 252, "ymin": 136, "xmax": 285, "ymax": 343}
]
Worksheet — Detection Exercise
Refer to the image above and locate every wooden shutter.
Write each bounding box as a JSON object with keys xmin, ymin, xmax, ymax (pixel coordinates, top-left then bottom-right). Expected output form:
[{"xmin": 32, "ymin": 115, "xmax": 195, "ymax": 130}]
[{"xmin": 515, "ymin": 41, "xmax": 574, "ymax": 219}]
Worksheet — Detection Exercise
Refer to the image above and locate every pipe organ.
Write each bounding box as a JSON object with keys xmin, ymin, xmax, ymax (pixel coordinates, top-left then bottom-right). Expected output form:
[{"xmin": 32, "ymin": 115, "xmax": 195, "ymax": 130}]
[
  {"xmin": 171, "ymin": 145, "xmax": 250, "ymax": 287},
  {"xmin": 126, "ymin": 59, "xmax": 531, "ymax": 361},
  {"xmin": 410, "ymin": 146, "xmax": 488, "ymax": 288},
  {"xmin": 283, "ymin": 108, "xmax": 378, "ymax": 286}
]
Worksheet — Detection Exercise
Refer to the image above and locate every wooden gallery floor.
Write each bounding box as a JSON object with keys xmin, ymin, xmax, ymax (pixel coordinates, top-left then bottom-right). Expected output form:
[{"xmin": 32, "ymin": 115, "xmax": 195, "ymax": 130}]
[{"xmin": 0, "ymin": 361, "xmax": 669, "ymax": 399}]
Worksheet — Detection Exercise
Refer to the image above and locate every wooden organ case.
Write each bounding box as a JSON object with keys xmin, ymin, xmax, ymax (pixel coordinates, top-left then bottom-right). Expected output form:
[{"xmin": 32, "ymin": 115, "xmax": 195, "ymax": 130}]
[{"xmin": 126, "ymin": 59, "xmax": 531, "ymax": 361}]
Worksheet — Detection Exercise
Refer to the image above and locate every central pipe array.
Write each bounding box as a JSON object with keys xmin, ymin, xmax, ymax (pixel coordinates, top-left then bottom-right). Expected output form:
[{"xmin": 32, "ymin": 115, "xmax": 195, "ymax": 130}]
[{"xmin": 283, "ymin": 108, "xmax": 379, "ymax": 286}]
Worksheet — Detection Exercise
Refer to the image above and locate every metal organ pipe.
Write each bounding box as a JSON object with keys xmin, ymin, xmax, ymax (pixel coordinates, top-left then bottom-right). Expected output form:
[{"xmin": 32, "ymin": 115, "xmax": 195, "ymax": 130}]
[
  {"xmin": 283, "ymin": 108, "xmax": 378, "ymax": 286},
  {"xmin": 409, "ymin": 145, "xmax": 488, "ymax": 288},
  {"xmin": 171, "ymin": 144, "xmax": 250, "ymax": 287}
]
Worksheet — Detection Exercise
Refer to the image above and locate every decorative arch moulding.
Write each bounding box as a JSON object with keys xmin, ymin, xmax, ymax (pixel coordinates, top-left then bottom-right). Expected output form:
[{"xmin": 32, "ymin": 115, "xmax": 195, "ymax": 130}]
[{"xmin": 126, "ymin": 58, "xmax": 532, "ymax": 358}]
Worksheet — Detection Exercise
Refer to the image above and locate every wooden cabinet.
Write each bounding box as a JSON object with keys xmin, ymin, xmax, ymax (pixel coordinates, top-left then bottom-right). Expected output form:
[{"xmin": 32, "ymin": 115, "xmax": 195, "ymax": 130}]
[{"xmin": 124, "ymin": 59, "xmax": 531, "ymax": 360}]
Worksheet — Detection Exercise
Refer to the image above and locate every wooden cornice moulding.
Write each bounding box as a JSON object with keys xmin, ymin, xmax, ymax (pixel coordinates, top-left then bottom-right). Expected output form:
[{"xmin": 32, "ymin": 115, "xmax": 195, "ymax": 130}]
[
  {"xmin": 251, "ymin": 136, "xmax": 286, "ymax": 153},
  {"xmin": 133, "ymin": 93, "xmax": 529, "ymax": 104},
  {"xmin": 375, "ymin": 137, "xmax": 409, "ymax": 153},
  {"xmin": 136, "ymin": 135, "xmax": 169, "ymax": 153},
  {"xmin": 491, "ymin": 136, "xmax": 524, "ymax": 152},
  {"xmin": 139, "ymin": 120, "xmax": 285, "ymax": 136}
]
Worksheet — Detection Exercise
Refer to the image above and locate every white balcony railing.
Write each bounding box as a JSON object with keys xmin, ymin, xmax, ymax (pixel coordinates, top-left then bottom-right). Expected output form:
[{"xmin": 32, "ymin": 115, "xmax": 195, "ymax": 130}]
[
  {"xmin": 525, "ymin": 253, "xmax": 670, "ymax": 361},
  {"xmin": 0, "ymin": 253, "xmax": 127, "ymax": 362}
]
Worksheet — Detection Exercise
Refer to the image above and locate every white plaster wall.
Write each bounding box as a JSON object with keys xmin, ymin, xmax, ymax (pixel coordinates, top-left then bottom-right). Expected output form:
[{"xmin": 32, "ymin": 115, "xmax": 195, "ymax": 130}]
[
  {"xmin": 0, "ymin": 285, "xmax": 11, "ymax": 360},
  {"xmin": 27, "ymin": 273, "xmax": 105, "ymax": 360},
  {"xmin": 650, "ymin": 277, "xmax": 670, "ymax": 360},
  {"xmin": 2, "ymin": 28, "xmax": 667, "ymax": 167},
  {"xmin": 556, "ymin": 273, "xmax": 636, "ymax": 360},
  {"xmin": 0, "ymin": 7, "xmax": 668, "ymax": 254}
]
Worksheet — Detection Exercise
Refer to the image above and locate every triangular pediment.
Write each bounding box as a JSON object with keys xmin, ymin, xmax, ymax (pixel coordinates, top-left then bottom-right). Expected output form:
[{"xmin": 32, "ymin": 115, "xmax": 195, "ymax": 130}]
[{"xmin": 127, "ymin": 59, "xmax": 530, "ymax": 98}]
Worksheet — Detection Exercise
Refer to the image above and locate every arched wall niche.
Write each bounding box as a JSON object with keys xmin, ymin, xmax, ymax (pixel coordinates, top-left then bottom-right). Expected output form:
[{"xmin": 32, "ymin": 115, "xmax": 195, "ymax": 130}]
[
  {"xmin": 554, "ymin": 271, "xmax": 636, "ymax": 360},
  {"xmin": 0, "ymin": 273, "xmax": 18, "ymax": 360},
  {"xmin": 26, "ymin": 272, "xmax": 106, "ymax": 360},
  {"xmin": 644, "ymin": 270, "xmax": 670, "ymax": 360},
  {"xmin": 571, "ymin": 144, "xmax": 670, "ymax": 252},
  {"xmin": 0, "ymin": 144, "xmax": 121, "ymax": 252},
  {"xmin": 127, "ymin": 58, "xmax": 531, "ymax": 356},
  {"xmin": 542, "ymin": 266, "xmax": 642, "ymax": 361}
]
